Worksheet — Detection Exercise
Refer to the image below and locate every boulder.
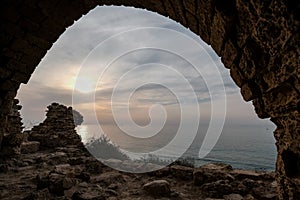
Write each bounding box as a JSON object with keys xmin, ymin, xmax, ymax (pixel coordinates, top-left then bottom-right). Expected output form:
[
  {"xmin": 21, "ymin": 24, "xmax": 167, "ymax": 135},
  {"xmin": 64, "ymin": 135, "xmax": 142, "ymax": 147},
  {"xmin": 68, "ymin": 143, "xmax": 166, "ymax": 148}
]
[
  {"xmin": 63, "ymin": 177, "xmax": 78, "ymax": 190},
  {"xmin": 143, "ymin": 180, "xmax": 171, "ymax": 197},
  {"xmin": 194, "ymin": 163, "xmax": 234, "ymax": 186}
]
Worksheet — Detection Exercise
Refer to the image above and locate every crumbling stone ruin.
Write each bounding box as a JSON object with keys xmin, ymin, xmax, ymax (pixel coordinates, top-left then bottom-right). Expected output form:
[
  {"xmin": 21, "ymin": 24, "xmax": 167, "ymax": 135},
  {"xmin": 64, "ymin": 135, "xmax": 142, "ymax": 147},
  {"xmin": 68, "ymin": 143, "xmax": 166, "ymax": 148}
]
[
  {"xmin": 0, "ymin": 99, "xmax": 24, "ymax": 156},
  {"xmin": 1, "ymin": 102, "xmax": 83, "ymax": 156},
  {"xmin": 28, "ymin": 102, "xmax": 83, "ymax": 149}
]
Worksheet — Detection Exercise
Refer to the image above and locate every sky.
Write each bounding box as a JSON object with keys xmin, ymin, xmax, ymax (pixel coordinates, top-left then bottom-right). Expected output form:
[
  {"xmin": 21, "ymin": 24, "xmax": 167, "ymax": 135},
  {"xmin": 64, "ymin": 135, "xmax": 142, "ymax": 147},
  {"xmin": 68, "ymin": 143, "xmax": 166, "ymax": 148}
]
[{"xmin": 16, "ymin": 6, "xmax": 274, "ymax": 133}]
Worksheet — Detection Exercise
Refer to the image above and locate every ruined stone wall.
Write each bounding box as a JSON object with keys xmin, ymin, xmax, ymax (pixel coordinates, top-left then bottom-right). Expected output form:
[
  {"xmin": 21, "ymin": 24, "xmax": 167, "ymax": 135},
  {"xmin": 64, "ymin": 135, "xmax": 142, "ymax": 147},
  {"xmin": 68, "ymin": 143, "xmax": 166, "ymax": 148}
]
[
  {"xmin": 28, "ymin": 102, "xmax": 82, "ymax": 149},
  {"xmin": 0, "ymin": 0, "xmax": 299, "ymax": 199},
  {"xmin": 0, "ymin": 99, "xmax": 24, "ymax": 156}
]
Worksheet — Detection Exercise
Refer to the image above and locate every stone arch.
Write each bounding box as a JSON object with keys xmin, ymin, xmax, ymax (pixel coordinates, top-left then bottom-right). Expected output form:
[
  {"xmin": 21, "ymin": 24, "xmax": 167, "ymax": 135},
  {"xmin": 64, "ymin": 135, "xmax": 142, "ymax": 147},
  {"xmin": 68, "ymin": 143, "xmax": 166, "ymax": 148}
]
[{"xmin": 0, "ymin": 0, "xmax": 299, "ymax": 199}]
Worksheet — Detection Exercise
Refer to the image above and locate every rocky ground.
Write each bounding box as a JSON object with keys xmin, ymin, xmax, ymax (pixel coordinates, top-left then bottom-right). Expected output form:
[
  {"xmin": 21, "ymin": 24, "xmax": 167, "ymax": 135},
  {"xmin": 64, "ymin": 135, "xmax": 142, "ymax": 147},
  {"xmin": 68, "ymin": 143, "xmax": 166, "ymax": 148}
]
[
  {"xmin": 0, "ymin": 144, "xmax": 277, "ymax": 200},
  {"xmin": 0, "ymin": 102, "xmax": 278, "ymax": 200}
]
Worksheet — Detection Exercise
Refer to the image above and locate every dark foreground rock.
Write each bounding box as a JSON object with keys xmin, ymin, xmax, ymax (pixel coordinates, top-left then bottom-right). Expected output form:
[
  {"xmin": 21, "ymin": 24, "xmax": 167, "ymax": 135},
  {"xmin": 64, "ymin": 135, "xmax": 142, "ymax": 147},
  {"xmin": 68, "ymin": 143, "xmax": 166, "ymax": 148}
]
[{"xmin": 143, "ymin": 180, "xmax": 171, "ymax": 197}]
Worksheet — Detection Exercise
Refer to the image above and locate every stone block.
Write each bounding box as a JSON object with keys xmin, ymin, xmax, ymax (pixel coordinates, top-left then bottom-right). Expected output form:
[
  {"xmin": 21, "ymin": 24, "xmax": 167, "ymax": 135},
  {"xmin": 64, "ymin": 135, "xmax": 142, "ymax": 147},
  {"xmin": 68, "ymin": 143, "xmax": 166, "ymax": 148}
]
[{"xmin": 21, "ymin": 141, "xmax": 40, "ymax": 154}]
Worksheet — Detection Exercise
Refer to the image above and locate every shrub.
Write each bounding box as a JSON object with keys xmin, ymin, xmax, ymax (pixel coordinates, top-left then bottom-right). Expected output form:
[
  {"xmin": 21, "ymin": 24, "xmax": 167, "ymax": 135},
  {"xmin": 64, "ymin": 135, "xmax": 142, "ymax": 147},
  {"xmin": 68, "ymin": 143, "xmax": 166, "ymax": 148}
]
[
  {"xmin": 172, "ymin": 157, "xmax": 195, "ymax": 168},
  {"xmin": 72, "ymin": 109, "xmax": 84, "ymax": 126},
  {"xmin": 86, "ymin": 135, "xmax": 129, "ymax": 161},
  {"xmin": 139, "ymin": 154, "xmax": 195, "ymax": 167}
]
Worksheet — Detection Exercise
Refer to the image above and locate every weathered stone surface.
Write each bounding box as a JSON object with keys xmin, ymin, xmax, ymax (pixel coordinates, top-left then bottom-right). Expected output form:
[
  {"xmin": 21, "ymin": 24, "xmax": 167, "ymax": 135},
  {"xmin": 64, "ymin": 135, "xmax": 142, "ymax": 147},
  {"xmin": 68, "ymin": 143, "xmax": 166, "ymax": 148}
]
[
  {"xmin": 72, "ymin": 191, "xmax": 106, "ymax": 200},
  {"xmin": 20, "ymin": 141, "xmax": 40, "ymax": 154},
  {"xmin": 1, "ymin": 99, "xmax": 24, "ymax": 156},
  {"xmin": 193, "ymin": 163, "xmax": 234, "ymax": 186},
  {"xmin": 84, "ymin": 159, "xmax": 104, "ymax": 174},
  {"xmin": 230, "ymin": 169, "xmax": 262, "ymax": 180},
  {"xmin": 24, "ymin": 188, "xmax": 51, "ymax": 200},
  {"xmin": 223, "ymin": 193, "xmax": 243, "ymax": 200},
  {"xmin": 170, "ymin": 165, "xmax": 193, "ymax": 180},
  {"xmin": 272, "ymin": 112, "xmax": 300, "ymax": 200},
  {"xmin": 27, "ymin": 103, "xmax": 83, "ymax": 149},
  {"xmin": 0, "ymin": 137, "xmax": 278, "ymax": 199},
  {"xmin": 90, "ymin": 171, "xmax": 125, "ymax": 185},
  {"xmin": 241, "ymin": 82, "xmax": 260, "ymax": 101},
  {"xmin": 201, "ymin": 180, "xmax": 233, "ymax": 198},
  {"xmin": 243, "ymin": 194, "xmax": 255, "ymax": 200},
  {"xmin": 143, "ymin": 180, "xmax": 171, "ymax": 197}
]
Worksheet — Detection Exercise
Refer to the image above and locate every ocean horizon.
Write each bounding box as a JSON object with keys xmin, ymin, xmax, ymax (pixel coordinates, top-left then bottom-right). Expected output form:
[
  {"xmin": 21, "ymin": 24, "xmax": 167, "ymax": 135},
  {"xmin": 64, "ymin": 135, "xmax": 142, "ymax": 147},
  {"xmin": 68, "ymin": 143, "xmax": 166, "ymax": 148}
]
[{"xmin": 76, "ymin": 123, "xmax": 277, "ymax": 171}]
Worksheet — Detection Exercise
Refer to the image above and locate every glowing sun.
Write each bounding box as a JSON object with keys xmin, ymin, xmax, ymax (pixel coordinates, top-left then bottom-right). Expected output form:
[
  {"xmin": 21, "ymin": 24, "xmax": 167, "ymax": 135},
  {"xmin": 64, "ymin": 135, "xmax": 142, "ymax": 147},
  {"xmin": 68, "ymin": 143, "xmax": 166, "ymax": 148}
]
[{"xmin": 74, "ymin": 76, "xmax": 95, "ymax": 93}]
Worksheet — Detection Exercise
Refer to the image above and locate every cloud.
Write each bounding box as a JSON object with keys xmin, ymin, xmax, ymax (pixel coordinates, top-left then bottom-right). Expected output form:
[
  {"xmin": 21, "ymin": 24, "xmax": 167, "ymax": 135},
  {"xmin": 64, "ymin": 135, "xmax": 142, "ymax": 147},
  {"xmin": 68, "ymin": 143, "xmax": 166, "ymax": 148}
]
[
  {"xmin": 17, "ymin": 81, "xmax": 73, "ymax": 125},
  {"xmin": 18, "ymin": 5, "xmax": 260, "ymax": 129}
]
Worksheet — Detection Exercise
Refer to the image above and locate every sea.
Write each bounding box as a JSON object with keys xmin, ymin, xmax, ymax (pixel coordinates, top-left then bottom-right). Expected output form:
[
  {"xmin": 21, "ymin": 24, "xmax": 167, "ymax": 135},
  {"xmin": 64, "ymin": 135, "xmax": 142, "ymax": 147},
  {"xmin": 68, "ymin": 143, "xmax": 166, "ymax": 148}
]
[{"xmin": 76, "ymin": 123, "xmax": 277, "ymax": 171}]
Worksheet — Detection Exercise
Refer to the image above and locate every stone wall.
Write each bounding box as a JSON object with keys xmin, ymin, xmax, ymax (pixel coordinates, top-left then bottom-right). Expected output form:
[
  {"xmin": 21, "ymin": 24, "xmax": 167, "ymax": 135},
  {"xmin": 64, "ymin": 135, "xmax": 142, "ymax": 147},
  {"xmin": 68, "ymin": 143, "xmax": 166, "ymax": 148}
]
[
  {"xmin": 0, "ymin": 99, "xmax": 24, "ymax": 156},
  {"xmin": 0, "ymin": 0, "xmax": 299, "ymax": 199},
  {"xmin": 28, "ymin": 102, "xmax": 82, "ymax": 149}
]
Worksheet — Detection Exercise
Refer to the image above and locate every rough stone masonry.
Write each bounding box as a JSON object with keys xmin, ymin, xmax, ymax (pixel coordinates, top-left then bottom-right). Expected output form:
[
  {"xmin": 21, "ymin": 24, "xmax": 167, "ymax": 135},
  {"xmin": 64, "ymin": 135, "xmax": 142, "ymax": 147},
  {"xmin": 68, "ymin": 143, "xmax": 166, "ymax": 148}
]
[{"xmin": 0, "ymin": 0, "xmax": 299, "ymax": 199}]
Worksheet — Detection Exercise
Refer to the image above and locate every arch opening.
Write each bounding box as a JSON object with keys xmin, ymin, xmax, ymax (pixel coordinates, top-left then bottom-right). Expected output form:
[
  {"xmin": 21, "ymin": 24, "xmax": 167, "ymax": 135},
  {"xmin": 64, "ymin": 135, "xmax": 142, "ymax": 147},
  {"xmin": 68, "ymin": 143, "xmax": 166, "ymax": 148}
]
[
  {"xmin": 0, "ymin": 1, "xmax": 299, "ymax": 199},
  {"xmin": 16, "ymin": 6, "xmax": 277, "ymax": 172}
]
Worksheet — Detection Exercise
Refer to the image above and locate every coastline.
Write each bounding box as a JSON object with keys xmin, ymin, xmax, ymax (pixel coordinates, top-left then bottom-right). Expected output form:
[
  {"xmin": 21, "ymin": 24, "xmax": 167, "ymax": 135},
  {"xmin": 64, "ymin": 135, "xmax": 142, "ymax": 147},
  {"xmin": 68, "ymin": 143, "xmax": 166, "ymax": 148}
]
[{"xmin": 0, "ymin": 144, "xmax": 277, "ymax": 200}]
